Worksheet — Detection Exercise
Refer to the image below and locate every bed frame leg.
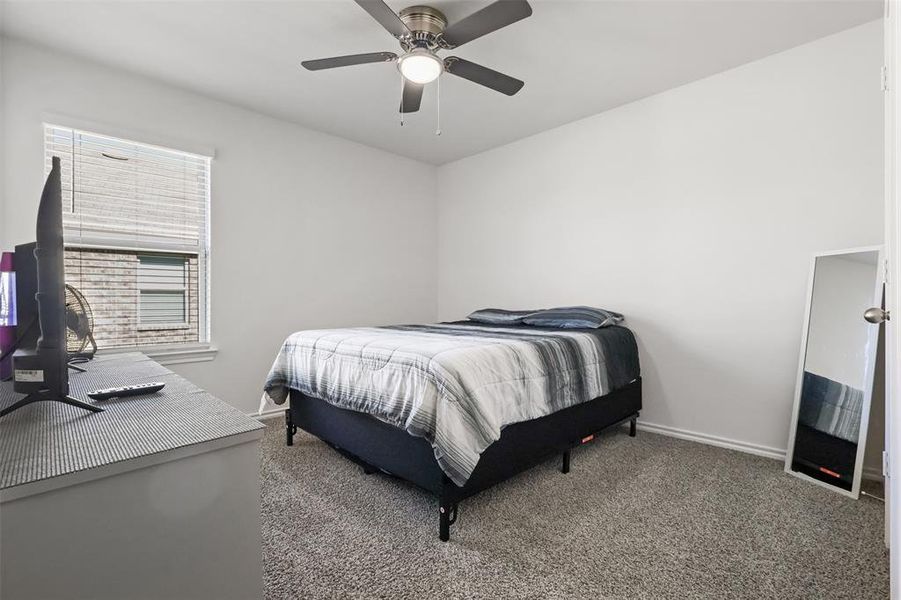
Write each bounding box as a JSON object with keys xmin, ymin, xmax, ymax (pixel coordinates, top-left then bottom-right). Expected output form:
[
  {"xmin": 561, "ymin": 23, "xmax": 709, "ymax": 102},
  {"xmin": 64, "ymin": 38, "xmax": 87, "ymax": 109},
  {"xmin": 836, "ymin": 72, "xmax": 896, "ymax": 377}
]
[
  {"xmin": 286, "ymin": 409, "xmax": 297, "ymax": 446},
  {"xmin": 629, "ymin": 416, "xmax": 637, "ymax": 438},
  {"xmin": 561, "ymin": 449, "xmax": 571, "ymax": 474},
  {"xmin": 439, "ymin": 503, "xmax": 457, "ymax": 542}
]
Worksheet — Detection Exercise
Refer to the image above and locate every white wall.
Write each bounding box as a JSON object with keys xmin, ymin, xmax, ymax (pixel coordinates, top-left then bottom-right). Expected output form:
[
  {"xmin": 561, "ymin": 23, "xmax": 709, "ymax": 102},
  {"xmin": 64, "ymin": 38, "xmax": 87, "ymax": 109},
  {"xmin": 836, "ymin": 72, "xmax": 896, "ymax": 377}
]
[
  {"xmin": 0, "ymin": 36, "xmax": 5, "ymax": 228},
  {"xmin": 436, "ymin": 22, "xmax": 884, "ymax": 458},
  {"xmin": 0, "ymin": 38, "xmax": 438, "ymax": 414}
]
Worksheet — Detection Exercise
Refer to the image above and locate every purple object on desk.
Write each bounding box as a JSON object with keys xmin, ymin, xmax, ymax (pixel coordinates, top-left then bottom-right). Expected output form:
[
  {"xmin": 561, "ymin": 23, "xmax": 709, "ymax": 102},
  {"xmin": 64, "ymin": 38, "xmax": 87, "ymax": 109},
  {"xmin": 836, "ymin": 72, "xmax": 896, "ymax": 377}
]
[{"xmin": 0, "ymin": 251, "xmax": 16, "ymax": 380}]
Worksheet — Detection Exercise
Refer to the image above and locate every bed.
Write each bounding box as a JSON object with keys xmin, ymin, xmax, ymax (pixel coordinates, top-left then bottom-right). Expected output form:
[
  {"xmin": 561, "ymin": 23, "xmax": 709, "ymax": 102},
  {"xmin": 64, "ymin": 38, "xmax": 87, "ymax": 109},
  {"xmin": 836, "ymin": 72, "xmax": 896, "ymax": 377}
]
[{"xmin": 264, "ymin": 321, "xmax": 641, "ymax": 541}]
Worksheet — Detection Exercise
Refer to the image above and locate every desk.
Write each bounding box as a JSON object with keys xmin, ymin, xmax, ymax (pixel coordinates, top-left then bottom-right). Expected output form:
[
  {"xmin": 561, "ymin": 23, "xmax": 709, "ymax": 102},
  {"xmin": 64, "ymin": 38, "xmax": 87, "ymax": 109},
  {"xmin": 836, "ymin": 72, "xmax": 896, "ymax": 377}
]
[{"xmin": 0, "ymin": 353, "xmax": 265, "ymax": 600}]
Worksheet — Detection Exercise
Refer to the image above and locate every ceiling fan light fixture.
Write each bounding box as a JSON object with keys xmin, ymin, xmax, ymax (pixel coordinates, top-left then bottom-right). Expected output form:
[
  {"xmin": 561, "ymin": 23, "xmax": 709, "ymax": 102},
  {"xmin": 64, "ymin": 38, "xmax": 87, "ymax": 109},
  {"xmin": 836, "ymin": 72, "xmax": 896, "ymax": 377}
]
[{"xmin": 398, "ymin": 49, "xmax": 443, "ymax": 84}]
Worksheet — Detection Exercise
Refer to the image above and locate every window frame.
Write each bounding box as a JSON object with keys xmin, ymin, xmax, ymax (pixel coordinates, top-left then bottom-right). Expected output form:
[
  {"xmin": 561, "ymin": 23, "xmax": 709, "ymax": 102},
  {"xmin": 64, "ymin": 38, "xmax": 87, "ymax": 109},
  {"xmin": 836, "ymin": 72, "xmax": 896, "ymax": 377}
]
[{"xmin": 44, "ymin": 122, "xmax": 214, "ymax": 362}]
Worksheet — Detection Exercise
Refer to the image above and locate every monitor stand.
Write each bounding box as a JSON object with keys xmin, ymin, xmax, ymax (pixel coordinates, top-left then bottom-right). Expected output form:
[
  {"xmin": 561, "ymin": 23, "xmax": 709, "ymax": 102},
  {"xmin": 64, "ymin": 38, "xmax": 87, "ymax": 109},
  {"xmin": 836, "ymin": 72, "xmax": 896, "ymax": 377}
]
[
  {"xmin": 1, "ymin": 348, "xmax": 104, "ymax": 418},
  {"xmin": 0, "ymin": 390, "xmax": 103, "ymax": 418}
]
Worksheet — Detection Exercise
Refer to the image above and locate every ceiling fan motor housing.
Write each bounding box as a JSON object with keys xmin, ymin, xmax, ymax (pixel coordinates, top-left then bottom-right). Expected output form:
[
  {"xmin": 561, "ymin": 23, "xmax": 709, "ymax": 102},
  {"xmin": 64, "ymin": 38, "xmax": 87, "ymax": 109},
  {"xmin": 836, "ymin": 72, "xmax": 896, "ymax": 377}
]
[{"xmin": 399, "ymin": 5, "xmax": 448, "ymax": 50}]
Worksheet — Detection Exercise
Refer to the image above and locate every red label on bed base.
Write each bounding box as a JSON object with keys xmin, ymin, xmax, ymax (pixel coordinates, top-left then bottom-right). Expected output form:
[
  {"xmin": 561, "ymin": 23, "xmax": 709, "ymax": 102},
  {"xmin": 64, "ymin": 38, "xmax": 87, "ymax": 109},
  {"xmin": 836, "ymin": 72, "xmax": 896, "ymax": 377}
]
[
  {"xmin": 819, "ymin": 466, "xmax": 842, "ymax": 479},
  {"xmin": 581, "ymin": 435, "xmax": 594, "ymax": 444}
]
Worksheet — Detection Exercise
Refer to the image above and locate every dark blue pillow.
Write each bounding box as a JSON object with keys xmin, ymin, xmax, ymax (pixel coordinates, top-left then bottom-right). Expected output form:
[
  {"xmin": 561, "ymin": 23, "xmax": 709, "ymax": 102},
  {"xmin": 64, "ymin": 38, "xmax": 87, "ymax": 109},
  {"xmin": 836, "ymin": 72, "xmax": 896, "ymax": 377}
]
[
  {"xmin": 466, "ymin": 308, "xmax": 538, "ymax": 325},
  {"xmin": 523, "ymin": 306, "xmax": 623, "ymax": 329}
]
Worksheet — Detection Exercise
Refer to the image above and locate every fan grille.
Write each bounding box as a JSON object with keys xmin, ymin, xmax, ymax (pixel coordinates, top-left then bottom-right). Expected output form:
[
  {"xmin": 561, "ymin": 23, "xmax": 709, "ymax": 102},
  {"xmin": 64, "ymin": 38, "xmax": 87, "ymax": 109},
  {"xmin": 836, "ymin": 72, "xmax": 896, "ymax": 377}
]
[{"xmin": 65, "ymin": 284, "xmax": 96, "ymax": 357}]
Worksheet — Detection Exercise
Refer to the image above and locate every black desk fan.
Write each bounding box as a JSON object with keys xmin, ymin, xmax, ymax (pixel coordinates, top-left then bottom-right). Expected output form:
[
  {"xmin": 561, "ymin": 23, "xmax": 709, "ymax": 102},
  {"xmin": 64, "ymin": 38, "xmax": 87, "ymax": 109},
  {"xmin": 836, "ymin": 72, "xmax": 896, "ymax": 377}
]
[{"xmin": 65, "ymin": 284, "xmax": 97, "ymax": 370}]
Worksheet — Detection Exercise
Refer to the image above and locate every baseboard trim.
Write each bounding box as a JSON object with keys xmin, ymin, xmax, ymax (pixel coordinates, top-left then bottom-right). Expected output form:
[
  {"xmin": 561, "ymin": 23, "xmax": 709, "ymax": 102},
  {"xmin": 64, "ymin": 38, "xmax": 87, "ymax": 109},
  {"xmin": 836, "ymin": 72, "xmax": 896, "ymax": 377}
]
[
  {"xmin": 254, "ymin": 408, "xmax": 286, "ymax": 422},
  {"xmin": 635, "ymin": 420, "xmax": 785, "ymax": 460},
  {"xmin": 635, "ymin": 420, "xmax": 884, "ymax": 482},
  {"xmin": 863, "ymin": 466, "xmax": 885, "ymax": 482}
]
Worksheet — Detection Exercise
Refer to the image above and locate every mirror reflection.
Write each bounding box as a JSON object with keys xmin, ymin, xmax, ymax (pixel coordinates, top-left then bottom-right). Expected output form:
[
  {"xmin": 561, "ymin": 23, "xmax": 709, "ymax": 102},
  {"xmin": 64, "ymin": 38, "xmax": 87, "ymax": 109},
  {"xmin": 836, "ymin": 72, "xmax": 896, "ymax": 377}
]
[{"xmin": 787, "ymin": 250, "xmax": 880, "ymax": 495}]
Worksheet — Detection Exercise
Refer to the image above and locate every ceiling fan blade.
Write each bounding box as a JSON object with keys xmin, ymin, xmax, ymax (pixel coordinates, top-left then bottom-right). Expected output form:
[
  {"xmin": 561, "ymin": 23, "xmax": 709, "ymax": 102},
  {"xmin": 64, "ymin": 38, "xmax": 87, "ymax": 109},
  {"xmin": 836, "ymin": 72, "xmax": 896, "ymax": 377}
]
[
  {"xmin": 353, "ymin": 0, "xmax": 411, "ymax": 38},
  {"xmin": 444, "ymin": 57, "xmax": 524, "ymax": 96},
  {"xmin": 440, "ymin": 0, "xmax": 532, "ymax": 48},
  {"xmin": 400, "ymin": 80, "xmax": 424, "ymax": 113},
  {"xmin": 301, "ymin": 52, "xmax": 397, "ymax": 71}
]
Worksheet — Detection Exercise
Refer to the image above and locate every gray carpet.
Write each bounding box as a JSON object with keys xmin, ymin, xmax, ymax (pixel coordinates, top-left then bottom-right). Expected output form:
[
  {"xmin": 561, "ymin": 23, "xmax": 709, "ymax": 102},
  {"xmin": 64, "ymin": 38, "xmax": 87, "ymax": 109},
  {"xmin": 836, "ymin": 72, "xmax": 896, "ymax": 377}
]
[{"xmin": 261, "ymin": 423, "xmax": 888, "ymax": 599}]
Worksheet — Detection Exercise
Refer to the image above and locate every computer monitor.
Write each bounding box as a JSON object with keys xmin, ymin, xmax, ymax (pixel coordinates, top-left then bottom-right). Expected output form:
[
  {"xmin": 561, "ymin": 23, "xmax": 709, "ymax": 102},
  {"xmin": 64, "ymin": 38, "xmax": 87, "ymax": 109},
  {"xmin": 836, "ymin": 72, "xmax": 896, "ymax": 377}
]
[
  {"xmin": 0, "ymin": 156, "xmax": 102, "ymax": 418},
  {"xmin": 13, "ymin": 242, "xmax": 38, "ymax": 359}
]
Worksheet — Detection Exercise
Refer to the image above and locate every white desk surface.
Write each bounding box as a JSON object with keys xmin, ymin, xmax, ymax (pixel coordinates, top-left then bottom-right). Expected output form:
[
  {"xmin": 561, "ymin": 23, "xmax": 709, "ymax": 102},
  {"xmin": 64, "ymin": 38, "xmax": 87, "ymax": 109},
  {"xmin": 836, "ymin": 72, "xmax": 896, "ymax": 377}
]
[{"xmin": 0, "ymin": 352, "xmax": 264, "ymax": 502}]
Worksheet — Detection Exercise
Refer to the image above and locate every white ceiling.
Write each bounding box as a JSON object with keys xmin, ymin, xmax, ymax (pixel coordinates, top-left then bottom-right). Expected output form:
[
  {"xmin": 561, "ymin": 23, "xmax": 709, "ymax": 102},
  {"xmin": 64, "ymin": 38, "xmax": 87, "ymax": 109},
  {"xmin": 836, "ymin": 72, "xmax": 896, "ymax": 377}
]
[{"xmin": 0, "ymin": 0, "xmax": 882, "ymax": 165}]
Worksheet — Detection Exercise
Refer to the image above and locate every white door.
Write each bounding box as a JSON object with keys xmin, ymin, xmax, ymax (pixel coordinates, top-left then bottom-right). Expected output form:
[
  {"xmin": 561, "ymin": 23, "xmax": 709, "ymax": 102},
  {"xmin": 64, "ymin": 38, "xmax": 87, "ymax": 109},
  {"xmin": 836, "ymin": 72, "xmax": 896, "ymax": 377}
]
[{"xmin": 885, "ymin": 1, "xmax": 900, "ymax": 597}]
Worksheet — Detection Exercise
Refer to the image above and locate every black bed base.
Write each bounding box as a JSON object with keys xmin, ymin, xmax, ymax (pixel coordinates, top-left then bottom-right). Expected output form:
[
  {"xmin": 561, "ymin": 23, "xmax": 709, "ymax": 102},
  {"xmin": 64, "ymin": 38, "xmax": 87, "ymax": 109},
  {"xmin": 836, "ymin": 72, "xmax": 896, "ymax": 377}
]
[{"xmin": 286, "ymin": 378, "xmax": 642, "ymax": 541}]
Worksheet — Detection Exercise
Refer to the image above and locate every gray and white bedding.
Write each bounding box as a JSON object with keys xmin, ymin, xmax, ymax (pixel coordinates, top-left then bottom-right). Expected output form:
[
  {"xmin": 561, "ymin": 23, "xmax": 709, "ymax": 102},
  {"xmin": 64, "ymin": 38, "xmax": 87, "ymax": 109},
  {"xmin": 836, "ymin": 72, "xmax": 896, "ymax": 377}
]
[{"xmin": 263, "ymin": 322, "xmax": 639, "ymax": 486}]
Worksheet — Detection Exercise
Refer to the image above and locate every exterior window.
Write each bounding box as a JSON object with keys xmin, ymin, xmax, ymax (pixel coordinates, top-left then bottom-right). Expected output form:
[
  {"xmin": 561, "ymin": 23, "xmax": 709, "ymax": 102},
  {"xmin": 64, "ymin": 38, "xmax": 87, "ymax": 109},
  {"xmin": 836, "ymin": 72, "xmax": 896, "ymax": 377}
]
[
  {"xmin": 45, "ymin": 125, "xmax": 210, "ymax": 350},
  {"xmin": 138, "ymin": 255, "xmax": 188, "ymax": 327}
]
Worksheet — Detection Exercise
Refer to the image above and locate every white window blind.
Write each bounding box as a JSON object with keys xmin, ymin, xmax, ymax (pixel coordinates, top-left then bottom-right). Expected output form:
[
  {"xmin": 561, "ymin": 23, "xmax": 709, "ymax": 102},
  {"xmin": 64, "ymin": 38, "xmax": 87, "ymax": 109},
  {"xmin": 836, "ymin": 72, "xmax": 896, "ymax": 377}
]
[
  {"xmin": 45, "ymin": 125, "xmax": 210, "ymax": 254},
  {"xmin": 46, "ymin": 124, "xmax": 211, "ymax": 350},
  {"xmin": 138, "ymin": 255, "xmax": 188, "ymax": 326}
]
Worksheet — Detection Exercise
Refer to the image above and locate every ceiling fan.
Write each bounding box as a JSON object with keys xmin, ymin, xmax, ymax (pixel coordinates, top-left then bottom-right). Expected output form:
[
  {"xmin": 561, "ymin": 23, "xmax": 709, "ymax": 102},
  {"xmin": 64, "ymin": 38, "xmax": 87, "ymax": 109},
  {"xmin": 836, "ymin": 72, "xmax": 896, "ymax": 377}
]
[{"xmin": 301, "ymin": 0, "xmax": 532, "ymax": 114}]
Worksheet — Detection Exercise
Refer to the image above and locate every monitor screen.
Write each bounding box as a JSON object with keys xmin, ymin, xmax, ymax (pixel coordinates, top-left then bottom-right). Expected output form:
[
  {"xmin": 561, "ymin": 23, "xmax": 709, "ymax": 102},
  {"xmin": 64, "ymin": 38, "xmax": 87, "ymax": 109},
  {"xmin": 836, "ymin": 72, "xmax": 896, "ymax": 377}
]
[{"xmin": 0, "ymin": 270, "xmax": 14, "ymax": 327}]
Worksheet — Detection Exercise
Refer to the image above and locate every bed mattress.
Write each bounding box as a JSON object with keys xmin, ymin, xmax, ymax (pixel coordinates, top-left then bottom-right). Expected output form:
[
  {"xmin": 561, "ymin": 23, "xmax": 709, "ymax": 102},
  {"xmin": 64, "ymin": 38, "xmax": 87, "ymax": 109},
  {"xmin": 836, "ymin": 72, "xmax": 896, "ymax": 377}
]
[{"xmin": 263, "ymin": 322, "xmax": 639, "ymax": 485}]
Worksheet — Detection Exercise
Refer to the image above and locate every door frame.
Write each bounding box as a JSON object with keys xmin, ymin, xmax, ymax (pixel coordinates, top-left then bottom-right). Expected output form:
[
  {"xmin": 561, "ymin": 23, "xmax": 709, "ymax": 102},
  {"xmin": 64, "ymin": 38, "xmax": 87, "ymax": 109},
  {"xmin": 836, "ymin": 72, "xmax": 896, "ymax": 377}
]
[{"xmin": 884, "ymin": 1, "xmax": 899, "ymax": 597}]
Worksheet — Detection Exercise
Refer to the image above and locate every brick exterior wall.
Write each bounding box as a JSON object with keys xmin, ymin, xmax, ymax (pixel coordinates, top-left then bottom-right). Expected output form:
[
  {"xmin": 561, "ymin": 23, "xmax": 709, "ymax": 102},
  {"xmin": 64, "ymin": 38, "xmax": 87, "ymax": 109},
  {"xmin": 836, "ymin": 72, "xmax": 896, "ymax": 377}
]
[{"xmin": 64, "ymin": 248, "xmax": 200, "ymax": 349}]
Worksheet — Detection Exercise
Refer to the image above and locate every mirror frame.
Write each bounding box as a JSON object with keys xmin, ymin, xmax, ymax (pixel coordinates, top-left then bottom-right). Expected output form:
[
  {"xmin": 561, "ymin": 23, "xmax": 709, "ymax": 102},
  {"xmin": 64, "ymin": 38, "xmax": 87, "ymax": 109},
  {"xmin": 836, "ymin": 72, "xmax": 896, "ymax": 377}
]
[{"xmin": 784, "ymin": 245, "xmax": 884, "ymax": 498}]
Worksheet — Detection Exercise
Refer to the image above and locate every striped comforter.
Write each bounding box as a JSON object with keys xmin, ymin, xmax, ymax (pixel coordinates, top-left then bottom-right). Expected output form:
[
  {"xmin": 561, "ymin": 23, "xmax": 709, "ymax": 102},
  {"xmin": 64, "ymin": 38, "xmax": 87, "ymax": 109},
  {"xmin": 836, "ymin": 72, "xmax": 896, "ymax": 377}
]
[
  {"xmin": 263, "ymin": 322, "xmax": 639, "ymax": 486},
  {"xmin": 799, "ymin": 371, "xmax": 863, "ymax": 443}
]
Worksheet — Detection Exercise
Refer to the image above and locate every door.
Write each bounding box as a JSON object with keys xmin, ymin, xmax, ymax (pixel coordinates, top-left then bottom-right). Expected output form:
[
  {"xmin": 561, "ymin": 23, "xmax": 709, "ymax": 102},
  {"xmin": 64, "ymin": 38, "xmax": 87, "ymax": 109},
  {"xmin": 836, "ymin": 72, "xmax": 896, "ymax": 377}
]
[{"xmin": 884, "ymin": 1, "xmax": 899, "ymax": 597}]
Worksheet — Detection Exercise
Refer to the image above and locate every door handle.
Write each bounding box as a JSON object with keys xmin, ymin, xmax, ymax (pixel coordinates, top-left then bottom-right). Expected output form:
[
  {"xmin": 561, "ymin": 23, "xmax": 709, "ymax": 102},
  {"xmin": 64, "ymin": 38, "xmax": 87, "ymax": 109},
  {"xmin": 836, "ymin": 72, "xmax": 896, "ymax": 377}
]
[{"xmin": 864, "ymin": 307, "xmax": 890, "ymax": 324}]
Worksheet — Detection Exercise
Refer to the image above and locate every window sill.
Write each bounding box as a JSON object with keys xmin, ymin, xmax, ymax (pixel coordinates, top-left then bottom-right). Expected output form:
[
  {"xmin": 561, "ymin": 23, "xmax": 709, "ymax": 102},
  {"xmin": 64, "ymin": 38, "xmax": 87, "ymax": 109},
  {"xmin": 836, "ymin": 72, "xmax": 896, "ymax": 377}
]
[
  {"xmin": 136, "ymin": 323, "xmax": 191, "ymax": 332},
  {"xmin": 99, "ymin": 344, "xmax": 218, "ymax": 366}
]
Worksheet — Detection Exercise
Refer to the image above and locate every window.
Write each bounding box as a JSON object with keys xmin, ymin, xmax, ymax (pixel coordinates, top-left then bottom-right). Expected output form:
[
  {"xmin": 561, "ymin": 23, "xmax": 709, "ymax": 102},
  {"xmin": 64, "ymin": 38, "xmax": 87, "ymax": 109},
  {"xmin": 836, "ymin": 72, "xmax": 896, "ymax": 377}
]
[
  {"xmin": 138, "ymin": 255, "xmax": 188, "ymax": 327},
  {"xmin": 45, "ymin": 125, "xmax": 210, "ymax": 350}
]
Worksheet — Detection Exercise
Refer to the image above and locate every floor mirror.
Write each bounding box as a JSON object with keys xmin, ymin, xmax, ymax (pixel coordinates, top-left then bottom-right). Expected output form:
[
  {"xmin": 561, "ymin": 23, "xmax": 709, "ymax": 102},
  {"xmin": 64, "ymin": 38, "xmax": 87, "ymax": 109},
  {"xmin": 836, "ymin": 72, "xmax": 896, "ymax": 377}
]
[{"xmin": 785, "ymin": 247, "xmax": 884, "ymax": 498}]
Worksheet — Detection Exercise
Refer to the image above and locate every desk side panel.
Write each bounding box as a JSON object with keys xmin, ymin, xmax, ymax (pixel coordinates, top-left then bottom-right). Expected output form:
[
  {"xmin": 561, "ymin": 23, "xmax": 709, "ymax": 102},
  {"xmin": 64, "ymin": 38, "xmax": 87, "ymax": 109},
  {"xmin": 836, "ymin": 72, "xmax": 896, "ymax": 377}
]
[{"xmin": 0, "ymin": 439, "xmax": 262, "ymax": 600}]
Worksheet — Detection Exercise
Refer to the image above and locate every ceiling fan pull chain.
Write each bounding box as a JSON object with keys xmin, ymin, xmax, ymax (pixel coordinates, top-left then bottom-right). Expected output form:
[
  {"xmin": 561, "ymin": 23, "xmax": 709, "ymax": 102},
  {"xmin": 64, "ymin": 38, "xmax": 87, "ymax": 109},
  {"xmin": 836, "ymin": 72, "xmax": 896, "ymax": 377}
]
[
  {"xmin": 399, "ymin": 73, "xmax": 405, "ymax": 126},
  {"xmin": 435, "ymin": 76, "xmax": 441, "ymax": 136}
]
